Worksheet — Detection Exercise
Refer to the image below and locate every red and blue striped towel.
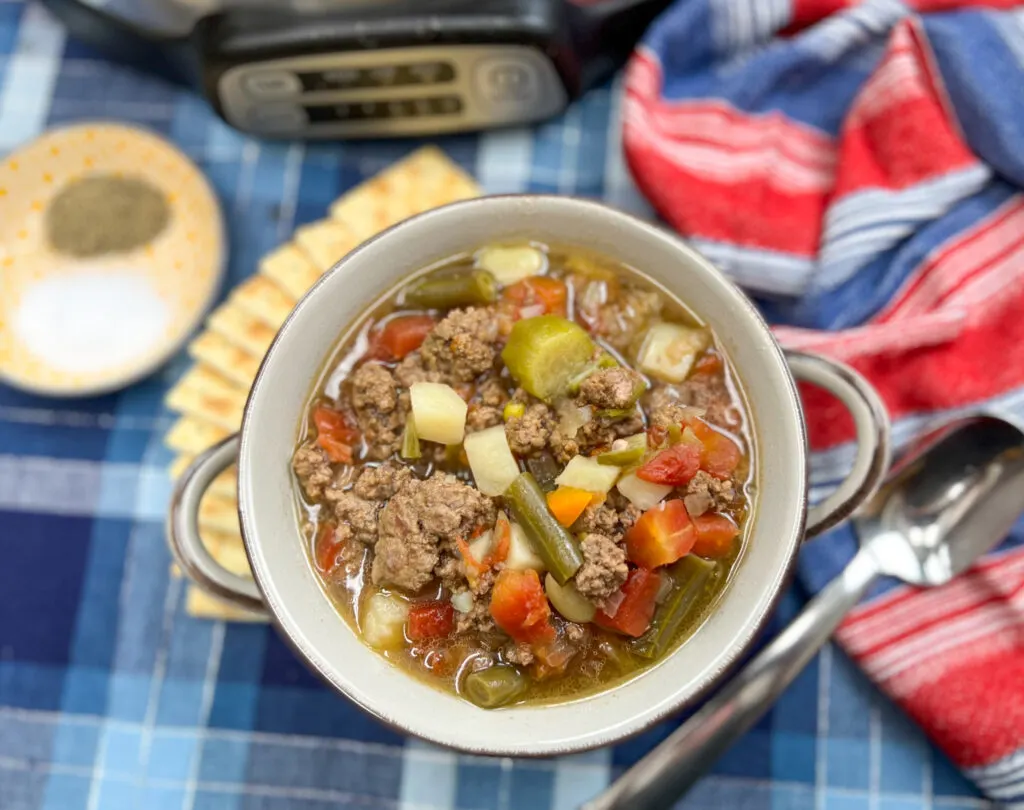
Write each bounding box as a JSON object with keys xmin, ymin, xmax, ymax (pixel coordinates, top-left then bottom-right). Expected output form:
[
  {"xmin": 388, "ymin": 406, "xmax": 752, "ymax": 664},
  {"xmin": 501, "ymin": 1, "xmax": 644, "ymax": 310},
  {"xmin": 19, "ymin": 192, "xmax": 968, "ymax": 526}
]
[{"xmin": 624, "ymin": 0, "xmax": 1024, "ymax": 803}]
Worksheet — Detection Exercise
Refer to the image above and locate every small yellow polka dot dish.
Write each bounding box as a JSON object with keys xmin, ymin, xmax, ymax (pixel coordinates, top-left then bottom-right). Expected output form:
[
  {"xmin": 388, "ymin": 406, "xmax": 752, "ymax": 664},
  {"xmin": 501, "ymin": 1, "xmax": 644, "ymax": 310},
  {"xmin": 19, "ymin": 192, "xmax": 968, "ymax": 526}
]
[{"xmin": 0, "ymin": 122, "xmax": 225, "ymax": 397}]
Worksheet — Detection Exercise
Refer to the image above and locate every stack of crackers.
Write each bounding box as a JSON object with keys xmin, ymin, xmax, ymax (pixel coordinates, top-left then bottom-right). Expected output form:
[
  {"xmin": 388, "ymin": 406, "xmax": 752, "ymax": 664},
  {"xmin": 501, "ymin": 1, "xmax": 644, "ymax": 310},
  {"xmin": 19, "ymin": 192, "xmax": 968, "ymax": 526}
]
[{"xmin": 163, "ymin": 147, "xmax": 481, "ymax": 621}]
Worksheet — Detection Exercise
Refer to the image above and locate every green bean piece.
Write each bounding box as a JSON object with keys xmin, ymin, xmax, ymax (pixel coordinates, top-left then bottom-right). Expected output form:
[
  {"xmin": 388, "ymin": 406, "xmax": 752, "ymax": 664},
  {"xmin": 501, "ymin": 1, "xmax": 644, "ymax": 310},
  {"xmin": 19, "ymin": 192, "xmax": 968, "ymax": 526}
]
[
  {"xmin": 462, "ymin": 665, "xmax": 527, "ymax": 709},
  {"xmin": 400, "ymin": 420, "xmax": 421, "ymax": 460},
  {"xmin": 404, "ymin": 270, "xmax": 498, "ymax": 309},
  {"xmin": 595, "ymin": 407, "xmax": 640, "ymax": 421},
  {"xmin": 526, "ymin": 454, "xmax": 561, "ymax": 492},
  {"xmin": 596, "ymin": 433, "xmax": 647, "ymax": 466},
  {"xmin": 505, "ymin": 472, "xmax": 583, "ymax": 584},
  {"xmin": 630, "ymin": 555, "xmax": 717, "ymax": 659}
]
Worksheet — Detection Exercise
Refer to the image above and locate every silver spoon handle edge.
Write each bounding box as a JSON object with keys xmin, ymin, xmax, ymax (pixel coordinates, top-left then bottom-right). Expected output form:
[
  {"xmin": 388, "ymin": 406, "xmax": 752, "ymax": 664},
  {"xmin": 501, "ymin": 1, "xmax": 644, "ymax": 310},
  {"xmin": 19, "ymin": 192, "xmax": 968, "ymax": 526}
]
[{"xmin": 584, "ymin": 546, "xmax": 882, "ymax": 810}]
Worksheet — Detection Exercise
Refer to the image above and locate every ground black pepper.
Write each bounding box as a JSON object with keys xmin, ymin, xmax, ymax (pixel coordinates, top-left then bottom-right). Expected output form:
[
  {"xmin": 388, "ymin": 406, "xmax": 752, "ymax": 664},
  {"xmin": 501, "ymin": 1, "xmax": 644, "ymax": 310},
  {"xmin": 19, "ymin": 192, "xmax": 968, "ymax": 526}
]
[{"xmin": 45, "ymin": 173, "xmax": 170, "ymax": 258}]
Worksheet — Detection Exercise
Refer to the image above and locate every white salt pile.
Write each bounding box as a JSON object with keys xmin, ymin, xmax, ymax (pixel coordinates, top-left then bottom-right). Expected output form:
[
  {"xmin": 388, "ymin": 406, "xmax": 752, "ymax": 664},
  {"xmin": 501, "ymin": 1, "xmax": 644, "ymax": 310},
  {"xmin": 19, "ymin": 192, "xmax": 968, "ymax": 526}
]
[{"xmin": 13, "ymin": 270, "xmax": 172, "ymax": 375}]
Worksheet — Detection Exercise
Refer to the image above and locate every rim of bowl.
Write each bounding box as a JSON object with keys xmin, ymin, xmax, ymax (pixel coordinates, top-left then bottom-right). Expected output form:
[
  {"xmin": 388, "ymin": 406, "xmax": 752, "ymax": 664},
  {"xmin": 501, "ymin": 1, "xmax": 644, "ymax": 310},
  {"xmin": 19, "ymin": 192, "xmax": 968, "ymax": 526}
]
[{"xmin": 237, "ymin": 194, "xmax": 808, "ymax": 755}]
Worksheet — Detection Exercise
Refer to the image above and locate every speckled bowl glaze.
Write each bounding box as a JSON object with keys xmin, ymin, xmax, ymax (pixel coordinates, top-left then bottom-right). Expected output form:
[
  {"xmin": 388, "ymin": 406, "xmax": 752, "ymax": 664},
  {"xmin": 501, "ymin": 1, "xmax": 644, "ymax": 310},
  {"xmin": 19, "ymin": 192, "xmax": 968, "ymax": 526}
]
[
  {"xmin": 0, "ymin": 122, "xmax": 224, "ymax": 396},
  {"xmin": 169, "ymin": 196, "xmax": 889, "ymax": 756}
]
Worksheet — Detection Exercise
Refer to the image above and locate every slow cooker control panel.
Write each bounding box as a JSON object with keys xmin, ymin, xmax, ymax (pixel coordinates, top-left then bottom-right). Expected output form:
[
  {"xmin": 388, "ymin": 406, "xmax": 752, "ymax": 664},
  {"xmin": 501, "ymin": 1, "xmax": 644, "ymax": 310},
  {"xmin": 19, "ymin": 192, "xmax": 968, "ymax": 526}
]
[{"xmin": 217, "ymin": 45, "xmax": 568, "ymax": 138}]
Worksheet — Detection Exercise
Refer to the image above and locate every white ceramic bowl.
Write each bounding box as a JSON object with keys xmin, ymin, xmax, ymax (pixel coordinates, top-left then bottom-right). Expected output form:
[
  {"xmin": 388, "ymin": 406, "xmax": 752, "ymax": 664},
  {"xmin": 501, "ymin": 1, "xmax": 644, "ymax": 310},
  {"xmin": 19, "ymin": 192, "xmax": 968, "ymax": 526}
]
[{"xmin": 169, "ymin": 196, "xmax": 888, "ymax": 756}]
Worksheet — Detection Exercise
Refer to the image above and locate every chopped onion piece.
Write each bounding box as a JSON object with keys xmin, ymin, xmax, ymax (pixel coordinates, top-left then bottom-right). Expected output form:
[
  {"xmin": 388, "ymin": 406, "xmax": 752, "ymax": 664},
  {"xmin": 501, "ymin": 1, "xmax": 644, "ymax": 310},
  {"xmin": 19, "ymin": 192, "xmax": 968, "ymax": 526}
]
[
  {"xmin": 601, "ymin": 588, "xmax": 626, "ymax": 619},
  {"xmin": 556, "ymin": 400, "xmax": 592, "ymax": 439},
  {"xmin": 467, "ymin": 530, "xmax": 493, "ymax": 565},
  {"xmin": 451, "ymin": 591, "xmax": 474, "ymax": 614},
  {"xmin": 616, "ymin": 471, "xmax": 673, "ymax": 510}
]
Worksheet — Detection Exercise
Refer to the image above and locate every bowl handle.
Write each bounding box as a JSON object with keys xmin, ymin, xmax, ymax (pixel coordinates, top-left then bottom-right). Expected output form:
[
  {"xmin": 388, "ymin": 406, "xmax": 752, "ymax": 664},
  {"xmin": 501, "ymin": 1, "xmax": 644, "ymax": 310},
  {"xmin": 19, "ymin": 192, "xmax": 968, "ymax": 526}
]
[
  {"xmin": 166, "ymin": 434, "xmax": 267, "ymax": 614},
  {"xmin": 786, "ymin": 351, "xmax": 892, "ymax": 538}
]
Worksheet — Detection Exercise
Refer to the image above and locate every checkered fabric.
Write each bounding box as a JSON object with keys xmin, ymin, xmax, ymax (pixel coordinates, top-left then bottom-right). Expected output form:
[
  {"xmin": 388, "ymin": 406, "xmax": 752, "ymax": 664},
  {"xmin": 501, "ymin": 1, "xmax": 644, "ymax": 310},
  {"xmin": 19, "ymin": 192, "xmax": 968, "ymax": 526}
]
[{"xmin": 0, "ymin": 2, "xmax": 996, "ymax": 809}]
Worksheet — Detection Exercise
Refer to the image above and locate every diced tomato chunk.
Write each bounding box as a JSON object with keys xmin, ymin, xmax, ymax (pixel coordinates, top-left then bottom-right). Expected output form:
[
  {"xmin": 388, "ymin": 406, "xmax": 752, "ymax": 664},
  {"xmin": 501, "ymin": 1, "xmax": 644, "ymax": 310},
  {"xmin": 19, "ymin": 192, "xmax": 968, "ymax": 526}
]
[
  {"xmin": 317, "ymin": 434, "xmax": 353, "ymax": 464},
  {"xmin": 368, "ymin": 314, "xmax": 435, "ymax": 360},
  {"xmin": 692, "ymin": 513, "xmax": 740, "ymax": 558},
  {"xmin": 407, "ymin": 601, "xmax": 455, "ymax": 641},
  {"xmin": 636, "ymin": 443, "xmax": 701, "ymax": 486},
  {"xmin": 312, "ymin": 404, "xmax": 359, "ymax": 462},
  {"xmin": 313, "ymin": 405, "xmax": 359, "ymax": 444},
  {"xmin": 501, "ymin": 277, "xmax": 568, "ymax": 317},
  {"xmin": 691, "ymin": 419, "xmax": 741, "ymax": 478},
  {"xmin": 314, "ymin": 523, "xmax": 345, "ymax": 574},
  {"xmin": 693, "ymin": 352, "xmax": 723, "ymax": 375},
  {"xmin": 625, "ymin": 499, "xmax": 696, "ymax": 568},
  {"xmin": 594, "ymin": 568, "xmax": 661, "ymax": 637},
  {"xmin": 489, "ymin": 569, "xmax": 556, "ymax": 644}
]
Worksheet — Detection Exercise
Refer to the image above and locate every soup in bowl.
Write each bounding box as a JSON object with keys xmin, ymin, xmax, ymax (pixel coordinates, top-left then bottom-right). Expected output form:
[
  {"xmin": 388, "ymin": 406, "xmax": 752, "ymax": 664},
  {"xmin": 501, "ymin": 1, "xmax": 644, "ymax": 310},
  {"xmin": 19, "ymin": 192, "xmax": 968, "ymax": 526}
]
[
  {"xmin": 292, "ymin": 243, "xmax": 755, "ymax": 709},
  {"xmin": 169, "ymin": 195, "xmax": 888, "ymax": 754}
]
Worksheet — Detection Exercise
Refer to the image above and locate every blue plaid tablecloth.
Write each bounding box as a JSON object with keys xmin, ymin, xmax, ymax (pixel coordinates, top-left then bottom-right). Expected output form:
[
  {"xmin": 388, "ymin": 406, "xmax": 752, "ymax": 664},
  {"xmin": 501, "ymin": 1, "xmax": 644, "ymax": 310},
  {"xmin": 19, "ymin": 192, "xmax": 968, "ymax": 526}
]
[{"xmin": 0, "ymin": 3, "xmax": 996, "ymax": 809}]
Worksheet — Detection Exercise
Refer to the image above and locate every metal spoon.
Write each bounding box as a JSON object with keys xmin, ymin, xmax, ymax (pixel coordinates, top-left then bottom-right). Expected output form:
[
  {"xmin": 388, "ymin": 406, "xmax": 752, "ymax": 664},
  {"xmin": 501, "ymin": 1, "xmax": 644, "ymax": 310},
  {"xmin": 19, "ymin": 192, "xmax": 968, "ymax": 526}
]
[{"xmin": 585, "ymin": 414, "xmax": 1024, "ymax": 810}]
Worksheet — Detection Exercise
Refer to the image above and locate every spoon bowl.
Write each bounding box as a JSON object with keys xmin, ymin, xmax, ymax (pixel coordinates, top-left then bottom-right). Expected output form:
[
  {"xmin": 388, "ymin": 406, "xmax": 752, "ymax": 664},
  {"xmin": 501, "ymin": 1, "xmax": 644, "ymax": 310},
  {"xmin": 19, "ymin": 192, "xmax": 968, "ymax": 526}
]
[{"xmin": 859, "ymin": 416, "xmax": 1024, "ymax": 585}]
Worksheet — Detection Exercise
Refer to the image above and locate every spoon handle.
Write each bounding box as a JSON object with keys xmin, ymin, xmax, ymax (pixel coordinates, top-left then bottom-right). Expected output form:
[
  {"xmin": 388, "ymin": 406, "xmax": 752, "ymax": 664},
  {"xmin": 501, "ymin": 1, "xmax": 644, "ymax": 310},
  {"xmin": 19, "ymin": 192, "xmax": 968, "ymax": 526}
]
[{"xmin": 583, "ymin": 546, "xmax": 882, "ymax": 810}]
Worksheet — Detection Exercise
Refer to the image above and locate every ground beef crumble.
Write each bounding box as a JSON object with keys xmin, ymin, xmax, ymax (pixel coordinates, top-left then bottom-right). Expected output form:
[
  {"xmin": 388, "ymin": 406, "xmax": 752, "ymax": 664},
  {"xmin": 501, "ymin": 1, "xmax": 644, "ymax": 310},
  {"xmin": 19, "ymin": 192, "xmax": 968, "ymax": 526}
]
[
  {"xmin": 372, "ymin": 474, "xmax": 495, "ymax": 592},
  {"xmin": 292, "ymin": 442, "xmax": 332, "ymax": 499},
  {"xmin": 466, "ymin": 378, "xmax": 509, "ymax": 432},
  {"xmin": 420, "ymin": 307, "xmax": 501, "ymax": 383},
  {"xmin": 574, "ymin": 533, "xmax": 629, "ymax": 604},
  {"xmin": 326, "ymin": 490, "xmax": 381, "ymax": 545},
  {"xmin": 578, "ymin": 367, "xmax": 645, "ymax": 410},
  {"xmin": 572, "ymin": 491, "xmax": 641, "ymax": 544},
  {"xmin": 502, "ymin": 641, "xmax": 535, "ymax": 667},
  {"xmin": 505, "ymin": 402, "xmax": 555, "ymax": 456},
  {"xmin": 393, "ymin": 352, "xmax": 437, "ymax": 388},
  {"xmin": 350, "ymin": 363, "xmax": 405, "ymax": 459},
  {"xmin": 455, "ymin": 598, "xmax": 496, "ymax": 635},
  {"xmin": 575, "ymin": 411, "xmax": 645, "ymax": 456},
  {"xmin": 683, "ymin": 470, "xmax": 736, "ymax": 517},
  {"xmin": 352, "ymin": 461, "xmax": 412, "ymax": 501}
]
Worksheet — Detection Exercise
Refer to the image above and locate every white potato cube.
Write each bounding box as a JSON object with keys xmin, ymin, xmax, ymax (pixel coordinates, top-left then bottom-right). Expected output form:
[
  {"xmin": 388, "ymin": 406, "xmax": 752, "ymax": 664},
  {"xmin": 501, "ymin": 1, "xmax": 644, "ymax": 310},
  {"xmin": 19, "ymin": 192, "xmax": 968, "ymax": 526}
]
[
  {"xmin": 360, "ymin": 592, "xmax": 409, "ymax": 650},
  {"xmin": 555, "ymin": 455, "xmax": 621, "ymax": 494},
  {"xmin": 465, "ymin": 425, "xmax": 521, "ymax": 496},
  {"xmin": 637, "ymin": 322, "xmax": 711, "ymax": 383},
  {"xmin": 410, "ymin": 382, "xmax": 467, "ymax": 445},
  {"xmin": 475, "ymin": 244, "xmax": 546, "ymax": 285}
]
